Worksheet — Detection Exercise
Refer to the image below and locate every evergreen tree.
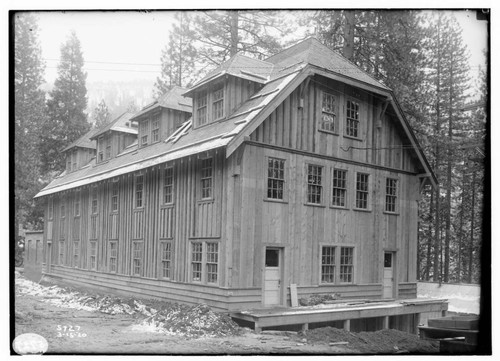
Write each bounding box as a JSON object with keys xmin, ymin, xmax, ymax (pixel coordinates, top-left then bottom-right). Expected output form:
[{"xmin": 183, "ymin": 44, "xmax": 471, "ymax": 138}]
[
  {"xmin": 14, "ymin": 13, "xmax": 47, "ymax": 235},
  {"xmin": 93, "ymin": 99, "xmax": 111, "ymax": 129},
  {"xmin": 154, "ymin": 13, "xmax": 197, "ymax": 97},
  {"xmin": 40, "ymin": 30, "xmax": 90, "ymax": 173}
]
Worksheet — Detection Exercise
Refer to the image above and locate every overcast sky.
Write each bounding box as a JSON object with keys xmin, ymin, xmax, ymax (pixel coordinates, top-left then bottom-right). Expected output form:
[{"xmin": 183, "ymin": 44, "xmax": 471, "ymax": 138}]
[{"xmin": 33, "ymin": 9, "xmax": 488, "ymax": 84}]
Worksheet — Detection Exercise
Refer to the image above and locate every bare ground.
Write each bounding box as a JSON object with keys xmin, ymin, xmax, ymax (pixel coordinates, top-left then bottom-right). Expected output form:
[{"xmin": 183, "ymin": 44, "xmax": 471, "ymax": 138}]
[{"xmin": 13, "ymin": 272, "xmax": 439, "ymax": 355}]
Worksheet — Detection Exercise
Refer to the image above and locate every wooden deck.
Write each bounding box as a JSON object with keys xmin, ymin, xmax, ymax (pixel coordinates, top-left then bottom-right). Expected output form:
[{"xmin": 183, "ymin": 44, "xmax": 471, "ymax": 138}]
[{"xmin": 230, "ymin": 298, "xmax": 448, "ymax": 333}]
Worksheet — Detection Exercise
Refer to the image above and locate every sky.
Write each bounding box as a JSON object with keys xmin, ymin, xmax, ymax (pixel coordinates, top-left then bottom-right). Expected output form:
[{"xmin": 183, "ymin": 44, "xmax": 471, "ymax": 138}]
[{"xmin": 31, "ymin": 9, "xmax": 489, "ymax": 85}]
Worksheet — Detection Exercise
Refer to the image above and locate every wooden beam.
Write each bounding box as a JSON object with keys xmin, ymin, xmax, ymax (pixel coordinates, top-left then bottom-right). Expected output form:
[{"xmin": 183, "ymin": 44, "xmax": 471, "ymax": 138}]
[
  {"xmin": 383, "ymin": 316, "xmax": 390, "ymax": 329},
  {"xmin": 343, "ymin": 319, "xmax": 351, "ymax": 331}
]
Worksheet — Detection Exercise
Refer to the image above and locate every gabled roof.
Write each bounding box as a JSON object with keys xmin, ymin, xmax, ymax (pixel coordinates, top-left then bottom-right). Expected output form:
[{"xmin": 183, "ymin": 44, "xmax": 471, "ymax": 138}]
[
  {"xmin": 132, "ymin": 86, "xmax": 192, "ymax": 120},
  {"xmin": 90, "ymin": 112, "xmax": 137, "ymax": 139},
  {"xmin": 184, "ymin": 54, "xmax": 274, "ymax": 96},
  {"xmin": 36, "ymin": 38, "xmax": 436, "ymax": 198},
  {"xmin": 62, "ymin": 127, "xmax": 100, "ymax": 152}
]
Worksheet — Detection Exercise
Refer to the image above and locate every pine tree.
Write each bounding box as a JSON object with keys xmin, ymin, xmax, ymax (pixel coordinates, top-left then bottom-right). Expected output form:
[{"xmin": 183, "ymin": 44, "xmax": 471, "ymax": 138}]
[
  {"xmin": 93, "ymin": 99, "xmax": 111, "ymax": 129},
  {"xmin": 154, "ymin": 13, "xmax": 197, "ymax": 97},
  {"xmin": 40, "ymin": 30, "xmax": 90, "ymax": 174},
  {"xmin": 14, "ymin": 13, "xmax": 47, "ymax": 236}
]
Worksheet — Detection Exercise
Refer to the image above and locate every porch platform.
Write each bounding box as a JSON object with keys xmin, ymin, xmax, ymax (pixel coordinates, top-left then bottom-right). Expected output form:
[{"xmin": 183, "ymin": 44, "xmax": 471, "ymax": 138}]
[{"xmin": 230, "ymin": 298, "xmax": 448, "ymax": 333}]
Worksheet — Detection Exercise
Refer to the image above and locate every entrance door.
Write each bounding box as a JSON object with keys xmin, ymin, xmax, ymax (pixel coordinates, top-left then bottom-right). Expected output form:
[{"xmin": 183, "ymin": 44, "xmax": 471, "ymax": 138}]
[
  {"xmin": 264, "ymin": 248, "xmax": 281, "ymax": 306},
  {"xmin": 383, "ymin": 252, "xmax": 394, "ymax": 298}
]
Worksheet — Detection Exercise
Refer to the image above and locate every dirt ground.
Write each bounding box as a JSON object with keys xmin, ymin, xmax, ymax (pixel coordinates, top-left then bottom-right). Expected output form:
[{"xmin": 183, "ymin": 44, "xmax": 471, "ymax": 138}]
[{"xmin": 13, "ymin": 272, "xmax": 439, "ymax": 355}]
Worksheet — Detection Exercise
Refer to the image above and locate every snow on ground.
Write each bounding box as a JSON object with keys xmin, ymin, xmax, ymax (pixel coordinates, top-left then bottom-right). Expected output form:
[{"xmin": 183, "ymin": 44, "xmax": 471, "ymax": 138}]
[
  {"xmin": 417, "ymin": 282, "xmax": 480, "ymax": 315},
  {"xmin": 15, "ymin": 271, "xmax": 240, "ymax": 338}
]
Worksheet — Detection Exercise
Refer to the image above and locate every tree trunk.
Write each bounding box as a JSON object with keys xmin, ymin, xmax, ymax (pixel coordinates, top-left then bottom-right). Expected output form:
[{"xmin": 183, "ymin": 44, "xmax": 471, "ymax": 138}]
[
  {"xmin": 468, "ymin": 169, "xmax": 476, "ymax": 283},
  {"xmin": 230, "ymin": 11, "xmax": 239, "ymax": 56},
  {"xmin": 343, "ymin": 10, "xmax": 355, "ymax": 61}
]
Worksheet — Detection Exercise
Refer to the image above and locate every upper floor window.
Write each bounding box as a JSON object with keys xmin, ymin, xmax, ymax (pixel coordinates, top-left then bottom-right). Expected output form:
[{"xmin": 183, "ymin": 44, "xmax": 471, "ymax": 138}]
[
  {"xmin": 306, "ymin": 164, "xmax": 323, "ymax": 204},
  {"xmin": 385, "ymin": 178, "xmax": 398, "ymax": 213},
  {"xmin": 111, "ymin": 181, "xmax": 119, "ymax": 212},
  {"xmin": 321, "ymin": 92, "xmax": 337, "ymax": 132},
  {"xmin": 72, "ymin": 150, "xmax": 77, "ymax": 171},
  {"xmin": 355, "ymin": 173, "xmax": 369, "ymax": 209},
  {"xmin": 200, "ymin": 158, "xmax": 213, "ymax": 199},
  {"xmin": 140, "ymin": 120, "xmax": 149, "ymax": 147},
  {"xmin": 105, "ymin": 144, "xmax": 111, "ymax": 160},
  {"xmin": 163, "ymin": 166, "xmax": 174, "ymax": 204},
  {"xmin": 332, "ymin": 169, "xmax": 347, "ymax": 207},
  {"xmin": 98, "ymin": 136, "xmax": 104, "ymax": 162},
  {"xmin": 197, "ymin": 91, "xmax": 208, "ymax": 126},
  {"xmin": 345, "ymin": 100, "xmax": 360, "ymax": 138},
  {"xmin": 74, "ymin": 191, "xmax": 81, "ymax": 217},
  {"xmin": 135, "ymin": 174, "xmax": 144, "ymax": 208},
  {"xmin": 152, "ymin": 115, "xmax": 160, "ymax": 143},
  {"xmin": 48, "ymin": 197, "xmax": 54, "ymax": 220},
  {"xmin": 91, "ymin": 187, "xmax": 98, "ymax": 214},
  {"xmin": 212, "ymin": 84, "xmax": 224, "ymax": 120},
  {"xmin": 267, "ymin": 158, "xmax": 285, "ymax": 200}
]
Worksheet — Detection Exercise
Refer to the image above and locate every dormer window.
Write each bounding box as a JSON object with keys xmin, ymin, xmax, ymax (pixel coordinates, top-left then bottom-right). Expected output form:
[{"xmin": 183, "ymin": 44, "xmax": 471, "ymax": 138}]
[
  {"xmin": 105, "ymin": 144, "xmax": 111, "ymax": 160},
  {"xmin": 212, "ymin": 84, "xmax": 224, "ymax": 120},
  {"xmin": 97, "ymin": 136, "xmax": 104, "ymax": 163},
  {"xmin": 140, "ymin": 120, "xmax": 149, "ymax": 147},
  {"xmin": 71, "ymin": 149, "xmax": 77, "ymax": 171},
  {"xmin": 197, "ymin": 91, "xmax": 207, "ymax": 126},
  {"xmin": 151, "ymin": 115, "xmax": 160, "ymax": 143}
]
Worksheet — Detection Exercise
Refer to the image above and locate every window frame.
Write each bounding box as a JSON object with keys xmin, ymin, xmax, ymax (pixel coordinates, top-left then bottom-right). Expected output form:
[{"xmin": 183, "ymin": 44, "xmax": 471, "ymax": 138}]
[
  {"xmin": 190, "ymin": 241, "xmax": 219, "ymax": 284},
  {"xmin": 132, "ymin": 241, "xmax": 143, "ymax": 276},
  {"xmin": 89, "ymin": 240, "xmax": 97, "ymax": 270},
  {"xmin": 339, "ymin": 247, "xmax": 354, "ymax": 284},
  {"xmin": 58, "ymin": 240, "xmax": 65, "ymax": 265},
  {"xmin": 109, "ymin": 241, "xmax": 118, "ymax": 273},
  {"xmin": 59, "ymin": 201, "xmax": 66, "ymax": 239},
  {"xmin": 191, "ymin": 242, "xmax": 203, "ymax": 282},
  {"xmin": 111, "ymin": 180, "xmax": 119, "ymax": 213},
  {"xmin": 74, "ymin": 190, "xmax": 81, "ymax": 217},
  {"xmin": 140, "ymin": 119, "xmax": 150, "ymax": 147},
  {"xmin": 320, "ymin": 245, "xmax": 355, "ymax": 285},
  {"xmin": 159, "ymin": 241, "xmax": 173, "ymax": 279},
  {"xmin": 48, "ymin": 197, "xmax": 54, "ymax": 220},
  {"xmin": 266, "ymin": 157, "xmax": 286, "ymax": 201},
  {"xmin": 97, "ymin": 136, "xmax": 104, "ymax": 163},
  {"xmin": 385, "ymin": 177, "xmax": 399, "ymax": 214},
  {"xmin": 196, "ymin": 90, "xmax": 208, "ymax": 126},
  {"xmin": 163, "ymin": 166, "xmax": 174, "ymax": 205},
  {"xmin": 320, "ymin": 246, "xmax": 336, "ymax": 284},
  {"xmin": 306, "ymin": 163, "xmax": 324, "ymax": 205},
  {"xmin": 73, "ymin": 240, "xmax": 80, "ymax": 267},
  {"xmin": 134, "ymin": 174, "xmax": 144, "ymax": 209},
  {"xmin": 320, "ymin": 91, "xmax": 338, "ymax": 134},
  {"xmin": 212, "ymin": 83, "xmax": 225, "ymax": 121},
  {"xmin": 200, "ymin": 158, "xmax": 213, "ymax": 200},
  {"xmin": 151, "ymin": 114, "xmax": 160, "ymax": 143},
  {"xmin": 354, "ymin": 172, "xmax": 370, "ymax": 211},
  {"xmin": 331, "ymin": 168, "xmax": 348, "ymax": 208},
  {"xmin": 91, "ymin": 186, "xmax": 98, "ymax": 215},
  {"xmin": 345, "ymin": 98, "xmax": 361, "ymax": 139}
]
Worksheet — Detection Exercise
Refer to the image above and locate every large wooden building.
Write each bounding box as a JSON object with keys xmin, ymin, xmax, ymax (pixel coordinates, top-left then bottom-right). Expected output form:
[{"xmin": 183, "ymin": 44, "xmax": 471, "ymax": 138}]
[{"xmin": 35, "ymin": 38, "xmax": 437, "ymax": 312}]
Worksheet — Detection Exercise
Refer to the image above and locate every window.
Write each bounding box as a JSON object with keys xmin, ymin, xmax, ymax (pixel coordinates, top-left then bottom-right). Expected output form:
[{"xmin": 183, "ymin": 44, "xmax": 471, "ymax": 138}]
[
  {"xmin": 191, "ymin": 242, "xmax": 219, "ymax": 283},
  {"xmin": 109, "ymin": 241, "xmax": 117, "ymax": 273},
  {"xmin": 72, "ymin": 150, "xmax": 77, "ymax": 171},
  {"xmin": 355, "ymin": 173, "xmax": 369, "ymax": 209},
  {"xmin": 321, "ymin": 246, "xmax": 336, "ymax": 283},
  {"xmin": 206, "ymin": 242, "xmax": 219, "ymax": 283},
  {"xmin": 91, "ymin": 188, "xmax": 98, "ymax": 214},
  {"xmin": 321, "ymin": 92, "xmax": 337, "ymax": 132},
  {"xmin": 140, "ymin": 120, "xmax": 149, "ymax": 147},
  {"xmin": 201, "ymin": 158, "xmax": 213, "ymax": 199},
  {"xmin": 152, "ymin": 115, "xmax": 160, "ymax": 143},
  {"xmin": 197, "ymin": 91, "xmax": 207, "ymax": 125},
  {"xmin": 74, "ymin": 192, "xmax": 81, "ymax": 216},
  {"xmin": 135, "ymin": 175, "xmax": 144, "ymax": 208},
  {"xmin": 67, "ymin": 158, "xmax": 72, "ymax": 172},
  {"xmin": 59, "ymin": 202, "xmax": 66, "ymax": 239},
  {"xmin": 385, "ymin": 178, "xmax": 398, "ymax": 213},
  {"xmin": 346, "ymin": 100, "xmax": 360, "ymax": 138},
  {"xmin": 163, "ymin": 166, "xmax": 174, "ymax": 204},
  {"xmin": 98, "ymin": 151, "xmax": 104, "ymax": 162},
  {"xmin": 267, "ymin": 158, "xmax": 285, "ymax": 200},
  {"xmin": 90, "ymin": 241, "xmax": 97, "ymax": 270},
  {"xmin": 332, "ymin": 169, "xmax": 347, "ymax": 207},
  {"xmin": 160, "ymin": 242, "xmax": 172, "ymax": 279},
  {"xmin": 98, "ymin": 137, "xmax": 104, "ymax": 162},
  {"xmin": 212, "ymin": 84, "xmax": 224, "ymax": 120},
  {"xmin": 73, "ymin": 241, "xmax": 80, "ymax": 267},
  {"xmin": 191, "ymin": 243, "xmax": 203, "ymax": 281},
  {"xmin": 307, "ymin": 164, "xmax": 323, "ymax": 204},
  {"xmin": 59, "ymin": 241, "xmax": 65, "ymax": 265},
  {"xmin": 340, "ymin": 247, "xmax": 354, "ymax": 283},
  {"xmin": 48, "ymin": 198, "xmax": 54, "ymax": 220},
  {"xmin": 111, "ymin": 181, "xmax": 119, "ymax": 212},
  {"xmin": 105, "ymin": 144, "xmax": 111, "ymax": 160},
  {"xmin": 132, "ymin": 241, "xmax": 143, "ymax": 276}
]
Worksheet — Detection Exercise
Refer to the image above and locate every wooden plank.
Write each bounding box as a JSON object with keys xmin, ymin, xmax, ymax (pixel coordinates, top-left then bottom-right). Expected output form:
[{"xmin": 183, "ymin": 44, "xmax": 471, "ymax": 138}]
[{"xmin": 290, "ymin": 283, "xmax": 298, "ymax": 307}]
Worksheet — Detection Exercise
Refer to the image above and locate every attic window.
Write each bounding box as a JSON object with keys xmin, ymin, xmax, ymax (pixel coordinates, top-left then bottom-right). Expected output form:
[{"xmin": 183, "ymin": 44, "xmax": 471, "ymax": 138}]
[
  {"xmin": 151, "ymin": 115, "xmax": 160, "ymax": 143},
  {"xmin": 321, "ymin": 92, "xmax": 337, "ymax": 133},
  {"xmin": 197, "ymin": 91, "xmax": 208, "ymax": 126},
  {"xmin": 346, "ymin": 100, "xmax": 360, "ymax": 138},
  {"xmin": 140, "ymin": 120, "xmax": 149, "ymax": 147},
  {"xmin": 212, "ymin": 84, "xmax": 224, "ymax": 120}
]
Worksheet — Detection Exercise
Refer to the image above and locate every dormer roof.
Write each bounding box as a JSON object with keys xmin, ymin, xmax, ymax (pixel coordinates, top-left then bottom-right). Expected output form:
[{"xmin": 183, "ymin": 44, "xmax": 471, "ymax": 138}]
[
  {"xmin": 62, "ymin": 127, "xmax": 99, "ymax": 152},
  {"xmin": 90, "ymin": 112, "xmax": 137, "ymax": 139},
  {"xmin": 132, "ymin": 86, "xmax": 192, "ymax": 120}
]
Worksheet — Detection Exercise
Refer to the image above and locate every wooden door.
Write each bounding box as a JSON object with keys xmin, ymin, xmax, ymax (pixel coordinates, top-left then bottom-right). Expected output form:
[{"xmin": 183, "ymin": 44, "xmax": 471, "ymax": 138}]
[
  {"xmin": 383, "ymin": 252, "xmax": 394, "ymax": 298},
  {"xmin": 264, "ymin": 248, "xmax": 282, "ymax": 306}
]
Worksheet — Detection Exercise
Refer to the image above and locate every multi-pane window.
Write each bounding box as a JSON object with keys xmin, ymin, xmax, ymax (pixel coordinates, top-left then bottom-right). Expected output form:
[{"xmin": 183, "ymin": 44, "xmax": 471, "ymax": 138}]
[
  {"xmin": 74, "ymin": 192, "xmax": 81, "ymax": 216},
  {"xmin": 321, "ymin": 246, "xmax": 336, "ymax": 283},
  {"xmin": 89, "ymin": 241, "xmax": 97, "ymax": 270},
  {"xmin": 135, "ymin": 175, "xmax": 144, "ymax": 208},
  {"xmin": 151, "ymin": 115, "xmax": 160, "ymax": 143},
  {"xmin": 206, "ymin": 242, "xmax": 218, "ymax": 283},
  {"xmin": 212, "ymin": 84, "xmax": 224, "ymax": 120},
  {"xmin": 355, "ymin": 173, "xmax": 369, "ymax": 209},
  {"xmin": 98, "ymin": 137, "xmax": 104, "ymax": 163},
  {"xmin": 160, "ymin": 242, "xmax": 172, "ymax": 279},
  {"xmin": 267, "ymin": 158, "xmax": 285, "ymax": 200},
  {"xmin": 59, "ymin": 241, "xmax": 65, "ymax": 265},
  {"xmin": 91, "ymin": 188, "xmax": 98, "ymax": 214},
  {"xmin": 307, "ymin": 165, "xmax": 323, "ymax": 204},
  {"xmin": 67, "ymin": 158, "xmax": 72, "ymax": 172},
  {"xmin": 340, "ymin": 247, "xmax": 354, "ymax": 283},
  {"xmin": 385, "ymin": 178, "xmax": 398, "ymax": 213},
  {"xmin": 48, "ymin": 198, "xmax": 54, "ymax": 220},
  {"xmin": 332, "ymin": 169, "xmax": 347, "ymax": 207},
  {"xmin": 346, "ymin": 100, "xmax": 360, "ymax": 138},
  {"xmin": 132, "ymin": 241, "xmax": 143, "ymax": 276},
  {"xmin": 197, "ymin": 91, "xmax": 208, "ymax": 126},
  {"xmin": 321, "ymin": 92, "xmax": 337, "ymax": 132},
  {"xmin": 140, "ymin": 120, "xmax": 149, "ymax": 147},
  {"xmin": 59, "ymin": 202, "xmax": 66, "ymax": 239},
  {"xmin": 163, "ymin": 166, "xmax": 174, "ymax": 204},
  {"xmin": 109, "ymin": 242, "xmax": 117, "ymax": 273},
  {"xmin": 72, "ymin": 150, "xmax": 77, "ymax": 171},
  {"xmin": 105, "ymin": 144, "xmax": 111, "ymax": 160},
  {"xmin": 201, "ymin": 158, "xmax": 213, "ymax": 199},
  {"xmin": 73, "ymin": 241, "xmax": 80, "ymax": 267},
  {"xmin": 111, "ymin": 181, "xmax": 119, "ymax": 212},
  {"xmin": 191, "ymin": 243, "xmax": 203, "ymax": 281}
]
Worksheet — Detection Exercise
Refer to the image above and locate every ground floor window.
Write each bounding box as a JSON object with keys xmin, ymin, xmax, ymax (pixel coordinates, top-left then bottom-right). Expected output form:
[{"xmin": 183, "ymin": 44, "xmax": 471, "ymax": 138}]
[
  {"xmin": 132, "ymin": 241, "xmax": 143, "ymax": 276},
  {"xmin": 160, "ymin": 241, "xmax": 172, "ymax": 279},
  {"xmin": 109, "ymin": 241, "xmax": 117, "ymax": 273},
  {"xmin": 321, "ymin": 245, "xmax": 354, "ymax": 284},
  {"xmin": 191, "ymin": 241, "xmax": 219, "ymax": 284},
  {"xmin": 59, "ymin": 240, "xmax": 65, "ymax": 265},
  {"xmin": 73, "ymin": 241, "xmax": 80, "ymax": 267},
  {"xmin": 89, "ymin": 241, "xmax": 97, "ymax": 270}
]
